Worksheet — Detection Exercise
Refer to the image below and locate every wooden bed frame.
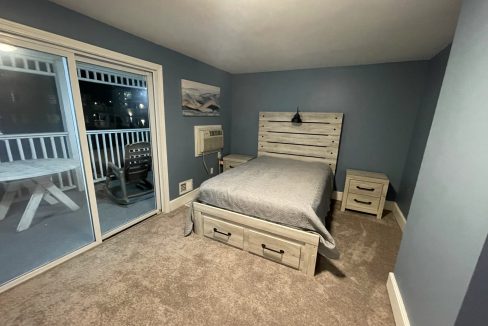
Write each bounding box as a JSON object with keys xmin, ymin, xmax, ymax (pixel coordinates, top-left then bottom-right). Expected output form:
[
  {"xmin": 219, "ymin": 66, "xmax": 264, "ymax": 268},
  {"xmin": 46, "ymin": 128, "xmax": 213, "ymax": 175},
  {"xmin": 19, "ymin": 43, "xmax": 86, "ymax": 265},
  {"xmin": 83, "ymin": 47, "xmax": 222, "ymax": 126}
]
[{"xmin": 193, "ymin": 111, "xmax": 344, "ymax": 276}]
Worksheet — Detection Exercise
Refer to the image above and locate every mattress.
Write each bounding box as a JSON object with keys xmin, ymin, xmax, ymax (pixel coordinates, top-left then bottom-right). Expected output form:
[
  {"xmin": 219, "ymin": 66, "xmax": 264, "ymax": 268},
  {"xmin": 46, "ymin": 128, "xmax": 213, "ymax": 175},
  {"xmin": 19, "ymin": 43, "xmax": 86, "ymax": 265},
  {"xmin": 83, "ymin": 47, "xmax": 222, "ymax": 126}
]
[{"xmin": 196, "ymin": 155, "xmax": 338, "ymax": 258}]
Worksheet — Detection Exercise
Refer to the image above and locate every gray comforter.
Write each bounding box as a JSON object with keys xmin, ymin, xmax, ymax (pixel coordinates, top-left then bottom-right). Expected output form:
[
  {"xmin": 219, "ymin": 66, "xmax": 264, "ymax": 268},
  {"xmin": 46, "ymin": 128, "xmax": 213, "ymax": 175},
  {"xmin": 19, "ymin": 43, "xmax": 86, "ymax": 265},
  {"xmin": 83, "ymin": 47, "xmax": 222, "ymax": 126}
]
[{"xmin": 191, "ymin": 155, "xmax": 339, "ymax": 259}]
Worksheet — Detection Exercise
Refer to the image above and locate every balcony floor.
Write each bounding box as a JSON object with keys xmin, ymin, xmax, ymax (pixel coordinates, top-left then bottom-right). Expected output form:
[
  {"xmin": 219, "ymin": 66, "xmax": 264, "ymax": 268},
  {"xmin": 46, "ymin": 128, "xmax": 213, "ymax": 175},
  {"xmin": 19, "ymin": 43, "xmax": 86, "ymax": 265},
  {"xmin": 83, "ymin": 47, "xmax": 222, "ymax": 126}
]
[
  {"xmin": 0, "ymin": 186, "xmax": 155, "ymax": 286},
  {"xmin": 94, "ymin": 182, "xmax": 156, "ymax": 234}
]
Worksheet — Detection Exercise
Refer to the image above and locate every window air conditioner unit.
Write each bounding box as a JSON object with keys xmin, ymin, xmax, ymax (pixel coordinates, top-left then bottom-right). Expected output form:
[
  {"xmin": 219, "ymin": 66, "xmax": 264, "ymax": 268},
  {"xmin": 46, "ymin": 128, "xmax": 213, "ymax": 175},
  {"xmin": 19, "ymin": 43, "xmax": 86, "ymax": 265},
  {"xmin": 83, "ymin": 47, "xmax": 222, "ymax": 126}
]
[{"xmin": 194, "ymin": 125, "xmax": 224, "ymax": 157}]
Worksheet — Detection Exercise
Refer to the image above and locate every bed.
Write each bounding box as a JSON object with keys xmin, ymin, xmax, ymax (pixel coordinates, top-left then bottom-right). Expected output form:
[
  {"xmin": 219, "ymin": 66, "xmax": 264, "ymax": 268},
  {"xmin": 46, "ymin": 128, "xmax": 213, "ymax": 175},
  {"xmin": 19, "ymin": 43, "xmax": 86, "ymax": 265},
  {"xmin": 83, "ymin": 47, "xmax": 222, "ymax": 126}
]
[{"xmin": 190, "ymin": 111, "xmax": 343, "ymax": 276}]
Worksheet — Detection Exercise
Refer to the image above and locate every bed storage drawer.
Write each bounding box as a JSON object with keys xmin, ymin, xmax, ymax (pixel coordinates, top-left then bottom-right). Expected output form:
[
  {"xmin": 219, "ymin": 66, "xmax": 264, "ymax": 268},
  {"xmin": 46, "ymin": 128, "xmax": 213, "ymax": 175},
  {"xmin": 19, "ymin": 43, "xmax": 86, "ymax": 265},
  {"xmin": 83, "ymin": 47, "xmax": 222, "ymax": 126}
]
[
  {"xmin": 247, "ymin": 229, "xmax": 301, "ymax": 269},
  {"xmin": 348, "ymin": 179, "xmax": 384, "ymax": 197},
  {"xmin": 193, "ymin": 202, "xmax": 320, "ymax": 276},
  {"xmin": 203, "ymin": 215, "xmax": 244, "ymax": 249},
  {"xmin": 345, "ymin": 193, "xmax": 380, "ymax": 213}
]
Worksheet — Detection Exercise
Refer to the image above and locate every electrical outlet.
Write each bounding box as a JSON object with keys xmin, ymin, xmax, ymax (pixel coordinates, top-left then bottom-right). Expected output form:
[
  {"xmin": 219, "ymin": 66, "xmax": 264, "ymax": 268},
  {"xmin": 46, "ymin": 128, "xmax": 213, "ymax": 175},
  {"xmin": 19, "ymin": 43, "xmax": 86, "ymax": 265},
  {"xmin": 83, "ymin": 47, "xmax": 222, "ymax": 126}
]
[
  {"xmin": 179, "ymin": 179, "xmax": 193, "ymax": 195},
  {"xmin": 217, "ymin": 151, "xmax": 222, "ymax": 159},
  {"xmin": 210, "ymin": 167, "xmax": 214, "ymax": 174}
]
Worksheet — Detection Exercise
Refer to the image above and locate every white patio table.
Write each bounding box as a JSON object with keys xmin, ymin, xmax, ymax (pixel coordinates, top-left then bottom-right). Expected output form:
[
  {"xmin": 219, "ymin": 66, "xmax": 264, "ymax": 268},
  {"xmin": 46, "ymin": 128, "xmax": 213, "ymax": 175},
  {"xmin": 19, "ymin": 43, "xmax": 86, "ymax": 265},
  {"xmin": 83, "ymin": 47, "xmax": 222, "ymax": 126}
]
[{"xmin": 0, "ymin": 159, "xmax": 81, "ymax": 231}]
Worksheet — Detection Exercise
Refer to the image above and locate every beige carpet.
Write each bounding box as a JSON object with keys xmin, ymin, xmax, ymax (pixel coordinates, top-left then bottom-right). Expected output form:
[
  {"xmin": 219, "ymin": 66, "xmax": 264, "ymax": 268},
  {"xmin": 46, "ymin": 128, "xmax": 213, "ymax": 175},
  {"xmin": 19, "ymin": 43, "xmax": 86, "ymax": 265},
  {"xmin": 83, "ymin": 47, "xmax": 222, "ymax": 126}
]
[{"xmin": 0, "ymin": 202, "xmax": 402, "ymax": 326}]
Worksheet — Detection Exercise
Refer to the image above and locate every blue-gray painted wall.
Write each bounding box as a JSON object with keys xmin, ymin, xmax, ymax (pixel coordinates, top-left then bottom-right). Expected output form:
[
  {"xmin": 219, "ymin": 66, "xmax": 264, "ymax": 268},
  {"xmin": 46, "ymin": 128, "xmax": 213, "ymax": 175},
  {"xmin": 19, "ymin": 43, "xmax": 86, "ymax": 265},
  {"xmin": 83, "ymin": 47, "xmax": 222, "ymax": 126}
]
[
  {"xmin": 394, "ymin": 0, "xmax": 488, "ymax": 324},
  {"xmin": 0, "ymin": 0, "xmax": 232, "ymax": 200},
  {"xmin": 396, "ymin": 46, "xmax": 451, "ymax": 216},
  {"xmin": 455, "ymin": 235, "xmax": 488, "ymax": 326},
  {"xmin": 230, "ymin": 62, "xmax": 429, "ymax": 199}
]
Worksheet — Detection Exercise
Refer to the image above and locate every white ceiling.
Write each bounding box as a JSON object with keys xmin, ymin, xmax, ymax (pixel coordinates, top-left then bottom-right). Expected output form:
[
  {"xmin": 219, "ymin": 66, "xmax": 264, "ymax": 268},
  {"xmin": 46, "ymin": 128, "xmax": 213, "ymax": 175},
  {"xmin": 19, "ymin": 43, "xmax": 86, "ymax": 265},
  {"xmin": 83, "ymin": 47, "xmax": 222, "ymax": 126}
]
[{"xmin": 50, "ymin": 0, "xmax": 461, "ymax": 73}]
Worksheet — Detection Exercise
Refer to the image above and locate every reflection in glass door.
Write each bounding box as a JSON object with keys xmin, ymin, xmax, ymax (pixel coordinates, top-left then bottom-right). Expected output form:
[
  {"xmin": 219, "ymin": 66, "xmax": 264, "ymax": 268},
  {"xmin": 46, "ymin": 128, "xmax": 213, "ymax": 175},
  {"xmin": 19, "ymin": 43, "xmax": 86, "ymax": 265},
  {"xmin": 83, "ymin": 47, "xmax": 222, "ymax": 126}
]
[
  {"xmin": 75, "ymin": 62, "xmax": 158, "ymax": 236},
  {"xmin": 0, "ymin": 42, "xmax": 95, "ymax": 285}
]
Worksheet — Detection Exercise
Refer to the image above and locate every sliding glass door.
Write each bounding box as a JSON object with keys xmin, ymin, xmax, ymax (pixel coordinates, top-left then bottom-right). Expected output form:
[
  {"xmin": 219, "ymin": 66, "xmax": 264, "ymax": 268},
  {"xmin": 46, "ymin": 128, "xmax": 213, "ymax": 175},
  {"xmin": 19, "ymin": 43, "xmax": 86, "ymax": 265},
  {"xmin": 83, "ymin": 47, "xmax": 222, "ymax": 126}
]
[
  {"xmin": 0, "ymin": 40, "xmax": 96, "ymax": 285},
  {"xmin": 0, "ymin": 23, "xmax": 167, "ymax": 291},
  {"xmin": 74, "ymin": 61, "xmax": 159, "ymax": 236}
]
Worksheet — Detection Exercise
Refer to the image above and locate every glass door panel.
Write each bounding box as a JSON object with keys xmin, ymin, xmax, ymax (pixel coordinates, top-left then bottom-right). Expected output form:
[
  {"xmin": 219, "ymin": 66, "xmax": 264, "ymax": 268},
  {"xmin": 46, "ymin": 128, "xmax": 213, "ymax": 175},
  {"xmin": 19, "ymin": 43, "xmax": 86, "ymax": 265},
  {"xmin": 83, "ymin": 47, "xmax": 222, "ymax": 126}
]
[
  {"xmin": 75, "ymin": 62, "xmax": 158, "ymax": 235},
  {"xmin": 0, "ymin": 42, "xmax": 95, "ymax": 285}
]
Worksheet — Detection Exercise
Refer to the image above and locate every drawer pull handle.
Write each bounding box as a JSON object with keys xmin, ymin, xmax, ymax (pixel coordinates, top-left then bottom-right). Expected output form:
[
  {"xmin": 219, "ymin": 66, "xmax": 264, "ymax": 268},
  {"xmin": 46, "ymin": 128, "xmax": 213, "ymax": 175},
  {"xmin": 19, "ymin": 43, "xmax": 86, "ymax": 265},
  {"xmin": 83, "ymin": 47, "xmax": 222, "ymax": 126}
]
[
  {"xmin": 261, "ymin": 243, "xmax": 284, "ymax": 254},
  {"xmin": 357, "ymin": 186, "xmax": 375, "ymax": 191},
  {"xmin": 213, "ymin": 228, "xmax": 231, "ymax": 237},
  {"xmin": 354, "ymin": 198, "xmax": 372, "ymax": 205}
]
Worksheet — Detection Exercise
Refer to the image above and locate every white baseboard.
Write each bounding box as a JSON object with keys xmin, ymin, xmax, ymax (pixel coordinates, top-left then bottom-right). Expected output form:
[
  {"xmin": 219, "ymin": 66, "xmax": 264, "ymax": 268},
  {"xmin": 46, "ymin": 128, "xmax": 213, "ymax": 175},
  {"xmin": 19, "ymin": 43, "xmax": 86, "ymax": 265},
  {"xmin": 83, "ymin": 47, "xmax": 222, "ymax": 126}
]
[
  {"xmin": 169, "ymin": 188, "xmax": 199, "ymax": 211},
  {"xmin": 332, "ymin": 191, "xmax": 343, "ymax": 201},
  {"xmin": 387, "ymin": 273, "xmax": 411, "ymax": 326},
  {"xmin": 333, "ymin": 191, "xmax": 406, "ymax": 231},
  {"xmin": 391, "ymin": 202, "xmax": 407, "ymax": 231}
]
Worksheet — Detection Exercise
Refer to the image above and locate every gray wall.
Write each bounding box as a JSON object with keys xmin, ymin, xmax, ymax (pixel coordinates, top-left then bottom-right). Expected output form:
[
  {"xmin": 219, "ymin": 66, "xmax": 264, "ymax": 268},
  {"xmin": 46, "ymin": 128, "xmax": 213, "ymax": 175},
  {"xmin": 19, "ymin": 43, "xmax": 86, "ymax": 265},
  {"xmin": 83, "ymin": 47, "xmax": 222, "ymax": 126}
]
[
  {"xmin": 396, "ymin": 46, "xmax": 451, "ymax": 216},
  {"xmin": 455, "ymin": 235, "xmax": 488, "ymax": 326},
  {"xmin": 230, "ymin": 62, "xmax": 429, "ymax": 199},
  {"xmin": 0, "ymin": 0, "xmax": 232, "ymax": 200},
  {"xmin": 394, "ymin": 0, "xmax": 488, "ymax": 325}
]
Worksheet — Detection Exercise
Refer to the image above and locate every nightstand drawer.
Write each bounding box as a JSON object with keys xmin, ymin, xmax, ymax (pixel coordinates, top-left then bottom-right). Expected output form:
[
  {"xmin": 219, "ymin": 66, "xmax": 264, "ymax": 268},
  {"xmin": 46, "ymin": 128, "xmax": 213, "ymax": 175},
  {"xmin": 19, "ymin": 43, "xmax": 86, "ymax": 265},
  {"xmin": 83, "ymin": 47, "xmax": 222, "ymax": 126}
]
[
  {"xmin": 222, "ymin": 154, "xmax": 254, "ymax": 172},
  {"xmin": 341, "ymin": 169, "xmax": 389, "ymax": 219},
  {"xmin": 349, "ymin": 179, "xmax": 384, "ymax": 197},
  {"xmin": 223, "ymin": 161, "xmax": 239, "ymax": 170},
  {"xmin": 346, "ymin": 193, "xmax": 380, "ymax": 213}
]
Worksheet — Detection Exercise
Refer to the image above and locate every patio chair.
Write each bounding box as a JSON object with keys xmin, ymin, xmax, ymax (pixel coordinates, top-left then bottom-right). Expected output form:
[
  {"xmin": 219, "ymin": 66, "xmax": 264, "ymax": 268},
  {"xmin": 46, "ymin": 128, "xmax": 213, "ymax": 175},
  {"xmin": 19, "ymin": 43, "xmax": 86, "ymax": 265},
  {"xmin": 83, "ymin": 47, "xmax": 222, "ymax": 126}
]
[{"xmin": 105, "ymin": 142, "xmax": 153, "ymax": 205}]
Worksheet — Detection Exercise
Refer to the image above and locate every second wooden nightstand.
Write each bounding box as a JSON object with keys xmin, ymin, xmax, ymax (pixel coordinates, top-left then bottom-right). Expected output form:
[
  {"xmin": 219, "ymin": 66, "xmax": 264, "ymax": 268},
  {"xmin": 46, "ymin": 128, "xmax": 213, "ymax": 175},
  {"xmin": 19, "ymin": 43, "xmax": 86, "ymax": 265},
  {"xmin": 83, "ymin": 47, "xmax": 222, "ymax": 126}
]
[
  {"xmin": 222, "ymin": 154, "xmax": 254, "ymax": 172},
  {"xmin": 340, "ymin": 169, "xmax": 389, "ymax": 219}
]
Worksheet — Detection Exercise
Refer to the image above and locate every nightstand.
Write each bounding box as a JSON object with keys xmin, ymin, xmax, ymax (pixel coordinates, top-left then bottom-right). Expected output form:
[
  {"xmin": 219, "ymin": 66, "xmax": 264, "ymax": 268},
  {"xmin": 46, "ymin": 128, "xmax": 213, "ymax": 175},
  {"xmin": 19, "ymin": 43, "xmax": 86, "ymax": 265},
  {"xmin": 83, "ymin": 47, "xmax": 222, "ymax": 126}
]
[
  {"xmin": 222, "ymin": 154, "xmax": 253, "ymax": 171},
  {"xmin": 340, "ymin": 169, "xmax": 389, "ymax": 219}
]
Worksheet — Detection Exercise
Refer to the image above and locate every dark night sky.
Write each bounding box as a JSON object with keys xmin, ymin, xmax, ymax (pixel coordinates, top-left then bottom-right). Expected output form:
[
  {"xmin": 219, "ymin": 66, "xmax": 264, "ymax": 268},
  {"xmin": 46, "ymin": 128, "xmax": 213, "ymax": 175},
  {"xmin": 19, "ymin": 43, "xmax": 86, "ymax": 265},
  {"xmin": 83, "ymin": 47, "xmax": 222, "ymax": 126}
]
[
  {"xmin": 0, "ymin": 68, "xmax": 149, "ymax": 134},
  {"xmin": 79, "ymin": 80, "xmax": 149, "ymax": 130},
  {"xmin": 0, "ymin": 70, "xmax": 63, "ymax": 134}
]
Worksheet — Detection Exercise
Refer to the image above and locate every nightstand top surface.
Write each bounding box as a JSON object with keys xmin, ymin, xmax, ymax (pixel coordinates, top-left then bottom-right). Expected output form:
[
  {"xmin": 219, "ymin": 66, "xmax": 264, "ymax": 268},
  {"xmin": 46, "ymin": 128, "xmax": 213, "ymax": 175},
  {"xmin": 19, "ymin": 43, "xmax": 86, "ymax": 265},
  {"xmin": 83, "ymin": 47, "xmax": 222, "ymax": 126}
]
[
  {"xmin": 346, "ymin": 169, "xmax": 389, "ymax": 181},
  {"xmin": 224, "ymin": 154, "xmax": 254, "ymax": 161}
]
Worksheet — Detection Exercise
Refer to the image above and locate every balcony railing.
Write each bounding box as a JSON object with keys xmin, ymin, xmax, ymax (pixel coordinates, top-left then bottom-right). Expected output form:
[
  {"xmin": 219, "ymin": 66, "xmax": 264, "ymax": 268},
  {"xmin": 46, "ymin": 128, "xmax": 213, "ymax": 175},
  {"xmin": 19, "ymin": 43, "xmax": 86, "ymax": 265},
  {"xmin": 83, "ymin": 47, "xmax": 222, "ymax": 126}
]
[
  {"xmin": 86, "ymin": 128, "xmax": 151, "ymax": 182},
  {"xmin": 0, "ymin": 132, "xmax": 76, "ymax": 190},
  {"xmin": 0, "ymin": 128, "xmax": 151, "ymax": 187}
]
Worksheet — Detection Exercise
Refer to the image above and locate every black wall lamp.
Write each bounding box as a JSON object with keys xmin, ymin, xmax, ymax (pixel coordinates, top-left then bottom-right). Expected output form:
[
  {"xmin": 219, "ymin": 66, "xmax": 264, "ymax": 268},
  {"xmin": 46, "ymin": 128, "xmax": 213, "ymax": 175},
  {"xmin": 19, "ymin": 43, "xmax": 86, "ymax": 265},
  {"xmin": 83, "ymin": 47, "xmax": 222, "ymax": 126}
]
[{"xmin": 291, "ymin": 106, "xmax": 302, "ymax": 124}]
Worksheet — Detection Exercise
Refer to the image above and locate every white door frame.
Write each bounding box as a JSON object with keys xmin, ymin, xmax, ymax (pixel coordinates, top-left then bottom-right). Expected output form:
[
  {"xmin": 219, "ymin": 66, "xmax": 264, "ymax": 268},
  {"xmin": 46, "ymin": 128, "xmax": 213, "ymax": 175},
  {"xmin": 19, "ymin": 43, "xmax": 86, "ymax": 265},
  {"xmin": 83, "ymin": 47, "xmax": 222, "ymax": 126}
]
[
  {"xmin": 74, "ymin": 56, "xmax": 164, "ymax": 239},
  {"xmin": 0, "ymin": 18, "xmax": 170, "ymax": 293},
  {"xmin": 0, "ymin": 17, "xmax": 170, "ymax": 213}
]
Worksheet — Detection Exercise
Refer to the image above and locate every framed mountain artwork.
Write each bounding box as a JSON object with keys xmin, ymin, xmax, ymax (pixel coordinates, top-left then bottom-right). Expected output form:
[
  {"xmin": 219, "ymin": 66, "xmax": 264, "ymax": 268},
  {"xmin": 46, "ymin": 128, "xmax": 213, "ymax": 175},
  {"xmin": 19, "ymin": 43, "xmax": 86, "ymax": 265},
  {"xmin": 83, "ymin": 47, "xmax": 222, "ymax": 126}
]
[{"xmin": 181, "ymin": 79, "xmax": 220, "ymax": 116}]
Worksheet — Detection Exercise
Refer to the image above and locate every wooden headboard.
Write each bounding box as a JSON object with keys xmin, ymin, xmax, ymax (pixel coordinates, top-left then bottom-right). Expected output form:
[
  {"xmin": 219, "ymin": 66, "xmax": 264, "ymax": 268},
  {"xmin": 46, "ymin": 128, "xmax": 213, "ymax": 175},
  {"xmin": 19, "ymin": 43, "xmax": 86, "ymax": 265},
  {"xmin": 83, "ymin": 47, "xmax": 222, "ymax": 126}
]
[{"xmin": 258, "ymin": 111, "xmax": 344, "ymax": 173}]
